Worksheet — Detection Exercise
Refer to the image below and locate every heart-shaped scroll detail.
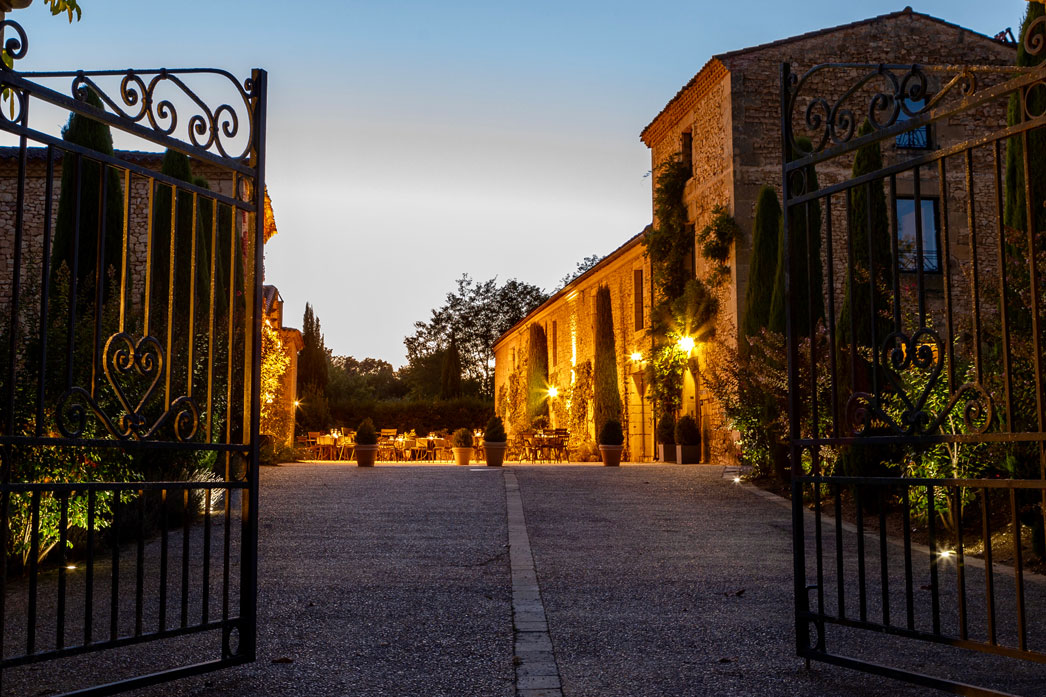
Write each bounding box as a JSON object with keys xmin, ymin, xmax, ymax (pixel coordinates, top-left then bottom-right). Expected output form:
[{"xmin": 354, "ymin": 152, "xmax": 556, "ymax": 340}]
[
  {"xmin": 103, "ymin": 332, "xmax": 164, "ymax": 438},
  {"xmin": 877, "ymin": 327, "xmax": 944, "ymax": 435}
]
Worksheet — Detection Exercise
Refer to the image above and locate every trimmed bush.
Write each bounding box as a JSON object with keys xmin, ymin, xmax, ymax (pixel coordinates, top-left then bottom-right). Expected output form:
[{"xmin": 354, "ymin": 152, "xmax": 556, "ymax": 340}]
[
  {"xmin": 656, "ymin": 414, "xmax": 676, "ymax": 445},
  {"xmin": 355, "ymin": 418, "xmax": 378, "ymax": 445},
  {"xmin": 451, "ymin": 427, "xmax": 473, "ymax": 448},
  {"xmin": 598, "ymin": 419, "xmax": 624, "ymax": 446},
  {"xmin": 675, "ymin": 415, "xmax": 700, "ymax": 446},
  {"xmin": 593, "ymin": 285, "xmax": 622, "ymax": 440},
  {"xmin": 484, "ymin": 416, "xmax": 506, "ymax": 442}
]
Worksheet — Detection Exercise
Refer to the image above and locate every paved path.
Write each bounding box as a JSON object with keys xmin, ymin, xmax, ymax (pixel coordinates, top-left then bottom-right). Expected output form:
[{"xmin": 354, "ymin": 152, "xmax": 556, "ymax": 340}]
[{"xmin": 11, "ymin": 464, "xmax": 1046, "ymax": 696}]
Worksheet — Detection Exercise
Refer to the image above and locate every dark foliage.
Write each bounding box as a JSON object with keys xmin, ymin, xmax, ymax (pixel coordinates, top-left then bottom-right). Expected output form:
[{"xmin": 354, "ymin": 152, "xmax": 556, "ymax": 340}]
[
  {"xmin": 656, "ymin": 414, "xmax": 675, "ymax": 445},
  {"xmin": 675, "ymin": 414, "xmax": 700, "ymax": 446},
  {"xmin": 593, "ymin": 285, "xmax": 622, "ymax": 441},
  {"xmin": 355, "ymin": 417, "xmax": 377, "ymax": 445},
  {"xmin": 483, "ymin": 415, "xmax": 506, "ymax": 442},
  {"xmin": 440, "ymin": 335, "xmax": 463, "ymax": 399},
  {"xmin": 330, "ymin": 397, "xmax": 492, "ymax": 436},
  {"xmin": 598, "ymin": 419, "xmax": 624, "ymax": 446},
  {"xmin": 525, "ymin": 323, "xmax": 549, "ymax": 426},
  {"xmin": 742, "ymin": 185, "xmax": 781, "ymax": 341}
]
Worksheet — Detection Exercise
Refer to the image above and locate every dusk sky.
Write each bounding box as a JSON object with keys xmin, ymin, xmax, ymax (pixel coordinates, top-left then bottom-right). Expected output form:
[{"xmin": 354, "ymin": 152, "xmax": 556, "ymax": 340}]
[{"xmin": 9, "ymin": 0, "xmax": 1030, "ymax": 367}]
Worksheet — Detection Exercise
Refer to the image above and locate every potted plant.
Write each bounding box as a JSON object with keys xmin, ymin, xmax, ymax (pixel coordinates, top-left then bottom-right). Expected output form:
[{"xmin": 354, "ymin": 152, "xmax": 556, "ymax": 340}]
[
  {"xmin": 675, "ymin": 414, "xmax": 701, "ymax": 464},
  {"xmin": 598, "ymin": 420, "xmax": 625, "ymax": 467},
  {"xmin": 483, "ymin": 416, "xmax": 507, "ymax": 467},
  {"xmin": 451, "ymin": 427, "xmax": 474, "ymax": 466},
  {"xmin": 657, "ymin": 415, "xmax": 676, "ymax": 463},
  {"xmin": 354, "ymin": 418, "xmax": 378, "ymax": 467}
]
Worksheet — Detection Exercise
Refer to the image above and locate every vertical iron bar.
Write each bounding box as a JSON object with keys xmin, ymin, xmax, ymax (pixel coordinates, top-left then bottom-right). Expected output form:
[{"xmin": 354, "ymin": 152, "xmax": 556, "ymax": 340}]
[
  {"xmin": 928, "ymin": 484, "xmax": 940, "ymax": 635},
  {"xmin": 181, "ymin": 488, "xmax": 190, "ymax": 628},
  {"xmin": 902, "ymin": 486, "xmax": 914, "ymax": 631},
  {"xmin": 56, "ymin": 493, "xmax": 68, "ymax": 650},
  {"xmin": 159, "ymin": 488, "xmax": 168, "ymax": 632},
  {"xmin": 835, "ymin": 482, "xmax": 845, "ymax": 619},
  {"xmin": 953, "ymin": 486, "xmax": 967, "ymax": 641},
  {"xmin": 964, "ymin": 149, "xmax": 982, "ymax": 384},
  {"xmin": 143, "ymin": 178, "xmax": 154, "ymax": 337},
  {"xmin": 865, "ymin": 180, "xmax": 880, "ymax": 404},
  {"xmin": 824, "ymin": 196, "xmax": 839, "ymax": 438},
  {"xmin": 6, "ymin": 99, "xmax": 28, "ymax": 440},
  {"xmin": 90, "ymin": 162, "xmax": 108, "ymax": 400},
  {"xmin": 844, "ymin": 188, "xmax": 858, "ymax": 397},
  {"xmin": 1010, "ymin": 487, "xmax": 1026, "ymax": 650},
  {"xmin": 913, "ymin": 167, "xmax": 926, "ymax": 327},
  {"xmin": 110, "ymin": 490, "xmax": 120, "ymax": 641},
  {"xmin": 805, "ymin": 199, "xmax": 818, "ymax": 441},
  {"xmin": 66, "ymin": 155, "xmax": 82, "ymax": 391},
  {"xmin": 814, "ymin": 469, "xmax": 825, "ymax": 620},
  {"xmin": 203, "ymin": 488, "xmax": 212, "ymax": 624},
  {"xmin": 135, "ymin": 490, "xmax": 144, "ymax": 637},
  {"xmin": 856, "ymin": 489, "xmax": 867, "ymax": 622},
  {"xmin": 35, "ymin": 146, "xmax": 55, "ymax": 437},
  {"xmin": 187, "ymin": 192, "xmax": 198, "ymax": 401},
  {"xmin": 206, "ymin": 199, "xmax": 217, "ymax": 443},
  {"xmin": 1020, "ymin": 130, "xmax": 1046, "ymax": 481},
  {"xmin": 164, "ymin": 186, "xmax": 176, "ymax": 409},
  {"xmin": 980, "ymin": 488, "xmax": 996, "ymax": 645},
  {"xmin": 992, "ymin": 140, "xmax": 1014, "ymax": 431},
  {"xmin": 878, "ymin": 487, "xmax": 889, "ymax": 627},
  {"xmin": 27, "ymin": 490, "xmax": 40, "ymax": 654},
  {"xmin": 888, "ymin": 174, "xmax": 901, "ymax": 331},
  {"xmin": 119, "ymin": 168, "xmax": 129, "ymax": 332},
  {"xmin": 937, "ymin": 158, "xmax": 955, "ymax": 394},
  {"xmin": 85, "ymin": 488, "xmax": 96, "ymax": 645}
]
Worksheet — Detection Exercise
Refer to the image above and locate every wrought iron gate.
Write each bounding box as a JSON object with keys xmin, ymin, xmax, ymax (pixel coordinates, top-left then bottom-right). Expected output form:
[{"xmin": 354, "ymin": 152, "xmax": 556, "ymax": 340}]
[
  {"xmin": 782, "ymin": 18, "xmax": 1046, "ymax": 697},
  {"xmin": 0, "ymin": 18, "xmax": 264, "ymax": 696}
]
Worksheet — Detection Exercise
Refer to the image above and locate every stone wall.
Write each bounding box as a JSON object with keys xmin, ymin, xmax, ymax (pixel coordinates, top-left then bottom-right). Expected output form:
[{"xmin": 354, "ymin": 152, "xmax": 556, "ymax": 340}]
[{"xmin": 493, "ymin": 233, "xmax": 655, "ymax": 461}]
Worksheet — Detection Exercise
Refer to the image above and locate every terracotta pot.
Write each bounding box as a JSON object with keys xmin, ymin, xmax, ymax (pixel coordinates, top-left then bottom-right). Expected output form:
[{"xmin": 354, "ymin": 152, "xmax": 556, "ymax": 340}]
[
  {"xmin": 599, "ymin": 444, "xmax": 624, "ymax": 467},
  {"xmin": 658, "ymin": 444, "xmax": 677, "ymax": 463},
  {"xmin": 483, "ymin": 441, "xmax": 507, "ymax": 467},
  {"xmin": 676, "ymin": 444, "xmax": 701, "ymax": 464},
  {"xmin": 452, "ymin": 447, "xmax": 473, "ymax": 466},
  {"xmin": 355, "ymin": 444, "xmax": 378, "ymax": 467}
]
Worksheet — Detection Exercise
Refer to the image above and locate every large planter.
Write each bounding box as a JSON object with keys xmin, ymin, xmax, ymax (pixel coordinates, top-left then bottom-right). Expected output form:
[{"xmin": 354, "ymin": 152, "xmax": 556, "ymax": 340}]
[
  {"xmin": 483, "ymin": 441, "xmax": 507, "ymax": 467},
  {"xmin": 676, "ymin": 444, "xmax": 701, "ymax": 465},
  {"xmin": 599, "ymin": 444, "xmax": 624, "ymax": 467},
  {"xmin": 658, "ymin": 444, "xmax": 677, "ymax": 464},
  {"xmin": 355, "ymin": 444, "xmax": 378, "ymax": 467},
  {"xmin": 452, "ymin": 447, "xmax": 473, "ymax": 466}
]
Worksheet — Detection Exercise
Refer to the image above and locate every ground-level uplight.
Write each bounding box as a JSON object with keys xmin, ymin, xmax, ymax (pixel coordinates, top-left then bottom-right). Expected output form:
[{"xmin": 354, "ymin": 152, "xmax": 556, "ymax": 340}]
[
  {"xmin": 939, "ymin": 550, "xmax": 955, "ymax": 560},
  {"xmin": 733, "ymin": 476, "xmax": 741, "ymax": 484}
]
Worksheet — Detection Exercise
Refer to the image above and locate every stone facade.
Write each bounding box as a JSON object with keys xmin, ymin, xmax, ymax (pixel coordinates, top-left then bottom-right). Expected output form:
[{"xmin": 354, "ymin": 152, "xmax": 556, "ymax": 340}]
[
  {"xmin": 495, "ymin": 9, "xmax": 1017, "ymax": 462},
  {"xmin": 492, "ymin": 232, "xmax": 655, "ymax": 461},
  {"xmin": 263, "ymin": 285, "xmax": 303, "ymax": 448}
]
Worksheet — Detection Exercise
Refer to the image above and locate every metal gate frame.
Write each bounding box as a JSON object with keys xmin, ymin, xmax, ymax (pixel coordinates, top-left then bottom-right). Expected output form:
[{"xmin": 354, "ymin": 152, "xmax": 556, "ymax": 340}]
[
  {"xmin": 0, "ymin": 18, "xmax": 264, "ymax": 696},
  {"xmin": 782, "ymin": 17, "xmax": 1046, "ymax": 697}
]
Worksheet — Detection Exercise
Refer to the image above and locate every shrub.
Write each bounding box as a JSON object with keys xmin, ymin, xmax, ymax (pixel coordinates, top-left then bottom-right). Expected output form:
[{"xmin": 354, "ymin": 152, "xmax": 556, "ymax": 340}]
[
  {"xmin": 656, "ymin": 415, "xmax": 676, "ymax": 445},
  {"xmin": 572, "ymin": 440, "xmax": 601, "ymax": 463},
  {"xmin": 593, "ymin": 285, "xmax": 621, "ymax": 439},
  {"xmin": 675, "ymin": 415, "xmax": 700, "ymax": 445},
  {"xmin": 355, "ymin": 418, "xmax": 377, "ymax": 445},
  {"xmin": 484, "ymin": 416, "xmax": 506, "ymax": 442},
  {"xmin": 451, "ymin": 427, "xmax": 473, "ymax": 448},
  {"xmin": 598, "ymin": 419, "xmax": 624, "ymax": 446}
]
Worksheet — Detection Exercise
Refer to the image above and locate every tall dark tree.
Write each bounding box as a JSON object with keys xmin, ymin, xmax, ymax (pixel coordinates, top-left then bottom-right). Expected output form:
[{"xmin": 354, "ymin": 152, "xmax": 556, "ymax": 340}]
[
  {"xmin": 593, "ymin": 285, "xmax": 622, "ymax": 440},
  {"xmin": 440, "ymin": 335, "xmax": 463, "ymax": 399},
  {"xmin": 525, "ymin": 323, "xmax": 549, "ymax": 427},
  {"xmin": 837, "ymin": 121, "xmax": 892, "ymax": 351},
  {"xmin": 298, "ymin": 303, "xmax": 328, "ymax": 396},
  {"xmin": 770, "ymin": 136, "xmax": 824, "ymax": 336},
  {"xmin": 742, "ymin": 185, "xmax": 781, "ymax": 341},
  {"xmin": 1005, "ymin": 2, "xmax": 1046, "ymax": 235},
  {"xmin": 50, "ymin": 88, "xmax": 124, "ymax": 297}
]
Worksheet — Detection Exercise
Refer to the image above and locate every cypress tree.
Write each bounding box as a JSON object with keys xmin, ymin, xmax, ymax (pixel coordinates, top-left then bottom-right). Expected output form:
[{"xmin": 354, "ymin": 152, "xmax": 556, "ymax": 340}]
[
  {"xmin": 525, "ymin": 323, "xmax": 549, "ymax": 427},
  {"xmin": 742, "ymin": 185, "xmax": 781, "ymax": 340},
  {"xmin": 593, "ymin": 285, "xmax": 622, "ymax": 440},
  {"xmin": 440, "ymin": 335, "xmax": 463, "ymax": 399},
  {"xmin": 50, "ymin": 89, "xmax": 124, "ymax": 298},
  {"xmin": 769, "ymin": 136, "xmax": 824, "ymax": 336},
  {"xmin": 1005, "ymin": 2, "xmax": 1046, "ymax": 235},
  {"xmin": 837, "ymin": 121, "xmax": 892, "ymax": 352},
  {"xmin": 298, "ymin": 303, "xmax": 328, "ymax": 396}
]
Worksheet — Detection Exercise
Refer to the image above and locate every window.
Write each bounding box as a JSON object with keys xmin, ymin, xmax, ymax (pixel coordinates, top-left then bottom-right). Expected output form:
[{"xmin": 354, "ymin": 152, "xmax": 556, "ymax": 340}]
[
  {"xmin": 633, "ymin": 269, "xmax": 644, "ymax": 331},
  {"xmin": 896, "ymin": 197, "xmax": 941, "ymax": 272},
  {"xmin": 681, "ymin": 131, "xmax": 693, "ymax": 175},
  {"xmin": 895, "ymin": 97, "xmax": 930, "ymax": 150}
]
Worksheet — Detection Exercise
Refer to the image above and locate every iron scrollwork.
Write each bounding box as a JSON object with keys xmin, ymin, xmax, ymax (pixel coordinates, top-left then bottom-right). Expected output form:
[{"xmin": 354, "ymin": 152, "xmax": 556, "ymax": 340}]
[
  {"xmin": 845, "ymin": 327, "xmax": 992, "ymax": 438},
  {"xmin": 57, "ymin": 332, "xmax": 200, "ymax": 442}
]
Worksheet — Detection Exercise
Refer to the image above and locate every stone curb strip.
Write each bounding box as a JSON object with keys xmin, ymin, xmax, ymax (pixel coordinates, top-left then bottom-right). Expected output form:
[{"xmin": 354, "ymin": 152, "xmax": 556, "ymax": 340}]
[{"xmin": 504, "ymin": 471, "xmax": 563, "ymax": 697}]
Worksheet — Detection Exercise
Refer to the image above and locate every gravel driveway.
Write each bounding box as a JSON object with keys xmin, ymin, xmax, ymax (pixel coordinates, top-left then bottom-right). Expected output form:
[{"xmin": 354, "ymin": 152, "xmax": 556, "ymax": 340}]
[{"xmin": 7, "ymin": 463, "xmax": 1044, "ymax": 696}]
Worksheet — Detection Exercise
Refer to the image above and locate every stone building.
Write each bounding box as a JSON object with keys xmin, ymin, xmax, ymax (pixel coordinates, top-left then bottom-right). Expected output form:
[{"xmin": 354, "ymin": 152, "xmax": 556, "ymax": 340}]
[
  {"xmin": 263, "ymin": 284, "xmax": 304, "ymax": 448},
  {"xmin": 493, "ymin": 8, "xmax": 1015, "ymax": 462}
]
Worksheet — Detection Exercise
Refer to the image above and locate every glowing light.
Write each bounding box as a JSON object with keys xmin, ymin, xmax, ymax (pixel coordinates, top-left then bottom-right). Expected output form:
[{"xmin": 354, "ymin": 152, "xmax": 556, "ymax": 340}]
[
  {"xmin": 939, "ymin": 550, "xmax": 955, "ymax": 560},
  {"xmin": 677, "ymin": 336, "xmax": 696, "ymax": 353},
  {"xmin": 547, "ymin": 386, "xmax": 559, "ymax": 398},
  {"xmin": 733, "ymin": 476, "xmax": 741, "ymax": 484},
  {"xmin": 630, "ymin": 352, "xmax": 643, "ymax": 362},
  {"xmin": 65, "ymin": 565, "xmax": 77, "ymax": 571},
  {"xmin": 293, "ymin": 400, "xmax": 301, "ymax": 408}
]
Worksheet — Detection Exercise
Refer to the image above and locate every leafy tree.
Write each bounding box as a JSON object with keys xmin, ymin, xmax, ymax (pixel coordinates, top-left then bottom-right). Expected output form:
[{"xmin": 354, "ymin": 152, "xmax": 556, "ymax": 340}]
[
  {"xmin": 405, "ymin": 274, "xmax": 547, "ymax": 398},
  {"xmin": 50, "ymin": 88, "xmax": 124, "ymax": 299},
  {"xmin": 742, "ymin": 185, "xmax": 781, "ymax": 341},
  {"xmin": 558, "ymin": 254, "xmax": 603, "ymax": 288},
  {"xmin": 525, "ymin": 323, "xmax": 549, "ymax": 426},
  {"xmin": 593, "ymin": 285, "xmax": 621, "ymax": 441},
  {"xmin": 770, "ymin": 136, "xmax": 824, "ymax": 336},
  {"xmin": 440, "ymin": 335, "xmax": 463, "ymax": 399}
]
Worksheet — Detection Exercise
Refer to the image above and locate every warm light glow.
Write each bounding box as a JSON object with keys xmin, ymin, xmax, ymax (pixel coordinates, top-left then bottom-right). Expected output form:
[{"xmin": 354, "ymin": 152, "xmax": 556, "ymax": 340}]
[
  {"xmin": 547, "ymin": 386, "xmax": 559, "ymax": 398},
  {"xmin": 65, "ymin": 565, "xmax": 77, "ymax": 571},
  {"xmin": 293, "ymin": 400, "xmax": 301, "ymax": 408},
  {"xmin": 939, "ymin": 550, "xmax": 955, "ymax": 559},
  {"xmin": 733, "ymin": 476, "xmax": 741, "ymax": 484},
  {"xmin": 630, "ymin": 352, "xmax": 643, "ymax": 362},
  {"xmin": 678, "ymin": 336, "xmax": 695, "ymax": 353}
]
